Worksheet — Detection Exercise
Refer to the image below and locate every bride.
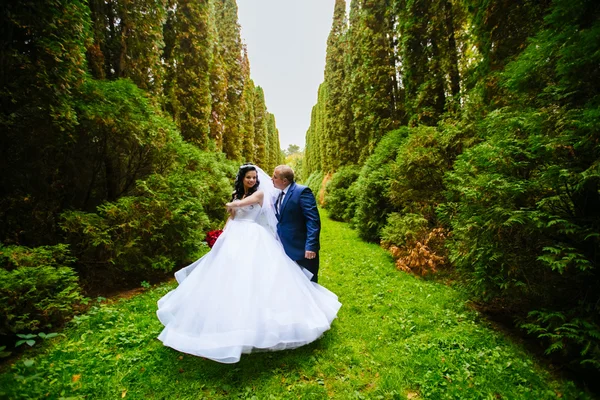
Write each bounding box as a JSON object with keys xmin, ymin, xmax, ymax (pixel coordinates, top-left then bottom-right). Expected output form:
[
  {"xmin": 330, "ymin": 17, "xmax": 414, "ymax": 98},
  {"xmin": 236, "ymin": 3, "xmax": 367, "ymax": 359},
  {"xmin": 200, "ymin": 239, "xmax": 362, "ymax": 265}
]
[{"xmin": 156, "ymin": 163, "xmax": 341, "ymax": 364}]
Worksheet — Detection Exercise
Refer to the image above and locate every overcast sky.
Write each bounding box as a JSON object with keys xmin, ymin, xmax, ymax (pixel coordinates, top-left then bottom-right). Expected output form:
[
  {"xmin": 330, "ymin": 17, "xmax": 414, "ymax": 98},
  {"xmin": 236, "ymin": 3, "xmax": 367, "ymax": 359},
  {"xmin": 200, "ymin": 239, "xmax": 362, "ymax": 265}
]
[{"xmin": 236, "ymin": 0, "xmax": 336, "ymax": 151}]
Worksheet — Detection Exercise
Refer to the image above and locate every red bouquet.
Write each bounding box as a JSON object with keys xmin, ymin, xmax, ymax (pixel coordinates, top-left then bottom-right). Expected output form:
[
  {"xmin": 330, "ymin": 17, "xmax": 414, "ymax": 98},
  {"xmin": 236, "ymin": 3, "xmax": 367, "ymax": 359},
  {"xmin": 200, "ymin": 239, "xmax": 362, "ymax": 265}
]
[{"xmin": 205, "ymin": 229, "xmax": 223, "ymax": 249}]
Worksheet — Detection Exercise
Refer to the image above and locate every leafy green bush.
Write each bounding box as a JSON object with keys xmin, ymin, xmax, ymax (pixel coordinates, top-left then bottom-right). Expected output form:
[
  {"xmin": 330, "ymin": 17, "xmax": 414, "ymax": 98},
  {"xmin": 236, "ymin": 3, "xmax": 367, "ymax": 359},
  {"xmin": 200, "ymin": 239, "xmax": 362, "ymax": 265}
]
[
  {"xmin": 61, "ymin": 142, "xmax": 235, "ymax": 287},
  {"xmin": 389, "ymin": 124, "xmax": 470, "ymax": 223},
  {"xmin": 520, "ymin": 310, "xmax": 600, "ymax": 371},
  {"xmin": 323, "ymin": 166, "xmax": 360, "ymax": 221},
  {"xmin": 352, "ymin": 128, "xmax": 409, "ymax": 242},
  {"xmin": 439, "ymin": 0, "xmax": 600, "ymax": 369},
  {"xmin": 0, "ymin": 244, "xmax": 85, "ymax": 336},
  {"xmin": 304, "ymin": 170, "xmax": 324, "ymax": 203},
  {"xmin": 381, "ymin": 213, "xmax": 429, "ymax": 248},
  {"xmin": 1, "ymin": 78, "xmax": 181, "ymax": 248}
]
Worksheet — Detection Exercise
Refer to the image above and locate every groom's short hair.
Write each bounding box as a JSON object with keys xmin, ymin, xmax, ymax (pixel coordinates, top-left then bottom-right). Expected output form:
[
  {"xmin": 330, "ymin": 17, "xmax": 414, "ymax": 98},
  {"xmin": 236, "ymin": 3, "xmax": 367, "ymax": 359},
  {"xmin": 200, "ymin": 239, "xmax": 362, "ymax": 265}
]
[{"xmin": 276, "ymin": 165, "xmax": 295, "ymax": 183}]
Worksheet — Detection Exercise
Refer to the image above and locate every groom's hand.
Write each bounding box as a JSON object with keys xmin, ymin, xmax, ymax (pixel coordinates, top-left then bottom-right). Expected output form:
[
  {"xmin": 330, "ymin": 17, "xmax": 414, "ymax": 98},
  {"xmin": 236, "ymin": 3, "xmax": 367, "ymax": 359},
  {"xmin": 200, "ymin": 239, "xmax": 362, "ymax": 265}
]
[{"xmin": 305, "ymin": 251, "xmax": 316, "ymax": 260}]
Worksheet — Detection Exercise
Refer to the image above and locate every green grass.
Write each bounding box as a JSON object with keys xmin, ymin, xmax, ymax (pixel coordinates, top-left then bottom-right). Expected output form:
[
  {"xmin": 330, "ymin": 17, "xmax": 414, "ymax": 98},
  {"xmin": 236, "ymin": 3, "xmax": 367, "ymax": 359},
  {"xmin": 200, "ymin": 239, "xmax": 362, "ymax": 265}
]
[{"xmin": 0, "ymin": 210, "xmax": 592, "ymax": 399}]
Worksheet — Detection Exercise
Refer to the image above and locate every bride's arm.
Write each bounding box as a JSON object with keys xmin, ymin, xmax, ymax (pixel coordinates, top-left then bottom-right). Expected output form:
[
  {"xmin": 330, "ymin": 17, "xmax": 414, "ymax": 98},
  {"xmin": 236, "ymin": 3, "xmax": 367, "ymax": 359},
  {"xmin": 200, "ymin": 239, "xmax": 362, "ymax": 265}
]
[{"xmin": 225, "ymin": 190, "xmax": 264, "ymax": 209}]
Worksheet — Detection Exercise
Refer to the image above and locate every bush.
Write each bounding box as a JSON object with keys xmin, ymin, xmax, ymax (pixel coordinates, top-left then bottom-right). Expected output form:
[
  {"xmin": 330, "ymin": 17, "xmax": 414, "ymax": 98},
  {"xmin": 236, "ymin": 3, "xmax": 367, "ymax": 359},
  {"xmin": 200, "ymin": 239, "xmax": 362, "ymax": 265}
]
[
  {"xmin": 381, "ymin": 213, "xmax": 429, "ymax": 248},
  {"xmin": 520, "ymin": 310, "xmax": 600, "ymax": 372},
  {"xmin": 389, "ymin": 124, "xmax": 470, "ymax": 222},
  {"xmin": 323, "ymin": 166, "xmax": 360, "ymax": 221},
  {"xmin": 438, "ymin": 103, "xmax": 600, "ymax": 369},
  {"xmin": 0, "ymin": 244, "xmax": 85, "ymax": 336},
  {"xmin": 304, "ymin": 171, "xmax": 325, "ymax": 204},
  {"xmin": 61, "ymin": 142, "xmax": 236, "ymax": 288},
  {"xmin": 352, "ymin": 128, "xmax": 409, "ymax": 242},
  {"xmin": 381, "ymin": 213, "xmax": 447, "ymax": 276}
]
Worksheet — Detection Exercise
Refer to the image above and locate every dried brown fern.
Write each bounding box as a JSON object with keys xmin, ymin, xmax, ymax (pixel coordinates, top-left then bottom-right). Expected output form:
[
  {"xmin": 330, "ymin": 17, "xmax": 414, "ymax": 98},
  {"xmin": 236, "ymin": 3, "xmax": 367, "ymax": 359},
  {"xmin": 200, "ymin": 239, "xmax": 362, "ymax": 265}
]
[{"xmin": 385, "ymin": 228, "xmax": 447, "ymax": 276}]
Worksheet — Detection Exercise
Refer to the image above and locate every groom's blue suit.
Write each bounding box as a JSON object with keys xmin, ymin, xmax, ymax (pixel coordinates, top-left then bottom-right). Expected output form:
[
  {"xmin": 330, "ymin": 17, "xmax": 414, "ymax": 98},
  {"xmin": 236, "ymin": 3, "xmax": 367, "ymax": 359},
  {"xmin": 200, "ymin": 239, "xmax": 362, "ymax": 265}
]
[{"xmin": 276, "ymin": 182, "xmax": 321, "ymax": 282}]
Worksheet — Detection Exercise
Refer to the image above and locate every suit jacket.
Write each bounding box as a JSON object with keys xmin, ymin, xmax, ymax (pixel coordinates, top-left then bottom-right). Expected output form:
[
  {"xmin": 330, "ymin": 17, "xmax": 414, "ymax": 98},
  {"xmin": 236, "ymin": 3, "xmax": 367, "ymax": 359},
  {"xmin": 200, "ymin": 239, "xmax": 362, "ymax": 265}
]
[{"xmin": 276, "ymin": 182, "xmax": 321, "ymax": 261}]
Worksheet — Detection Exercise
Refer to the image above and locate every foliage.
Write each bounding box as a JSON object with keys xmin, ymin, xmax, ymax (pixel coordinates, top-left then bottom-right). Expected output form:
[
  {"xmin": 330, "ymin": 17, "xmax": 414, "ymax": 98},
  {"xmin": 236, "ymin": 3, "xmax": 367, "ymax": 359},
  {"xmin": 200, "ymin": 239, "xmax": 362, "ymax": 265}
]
[
  {"xmin": 304, "ymin": 171, "xmax": 325, "ymax": 204},
  {"xmin": 439, "ymin": 0, "xmax": 600, "ymax": 370},
  {"xmin": 285, "ymin": 152, "xmax": 304, "ymax": 183},
  {"xmin": 389, "ymin": 124, "xmax": 469, "ymax": 223},
  {"xmin": 72, "ymin": 78, "xmax": 180, "ymax": 203},
  {"xmin": 351, "ymin": 128, "xmax": 409, "ymax": 241},
  {"xmin": 304, "ymin": 84, "xmax": 327, "ymax": 176},
  {"xmin": 61, "ymin": 145, "xmax": 235, "ymax": 287},
  {"xmin": 323, "ymin": 165, "xmax": 360, "ymax": 222},
  {"xmin": 0, "ymin": 212, "xmax": 589, "ymax": 399},
  {"xmin": 347, "ymin": 0, "xmax": 399, "ymax": 163},
  {"xmin": 214, "ymin": 0, "xmax": 245, "ymax": 161},
  {"xmin": 520, "ymin": 310, "xmax": 600, "ymax": 371},
  {"xmin": 322, "ymin": 0, "xmax": 357, "ymax": 170},
  {"xmin": 0, "ymin": 0, "xmax": 283, "ymax": 339},
  {"xmin": 87, "ymin": 0, "xmax": 166, "ymax": 92},
  {"xmin": 302, "ymin": 0, "xmax": 600, "ymax": 375},
  {"xmin": 285, "ymin": 144, "xmax": 301, "ymax": 156},
  {"xmin": 387, "ymin": 227, "xmax": 447, "ymax": 276},
  {"xmin": 0, "ymin": 0, "xmax": 91, "ymax": 246},
  {"xmin": 0, "ymin": 245, "xmax": 85, "ymax": 337},
  {"xmin": 381, "ymin": 213, "xmax": 447, "ymax": 276},
  {"xmin": 381, "ymin": 213, "xmax": 429, "ymax": 248}
]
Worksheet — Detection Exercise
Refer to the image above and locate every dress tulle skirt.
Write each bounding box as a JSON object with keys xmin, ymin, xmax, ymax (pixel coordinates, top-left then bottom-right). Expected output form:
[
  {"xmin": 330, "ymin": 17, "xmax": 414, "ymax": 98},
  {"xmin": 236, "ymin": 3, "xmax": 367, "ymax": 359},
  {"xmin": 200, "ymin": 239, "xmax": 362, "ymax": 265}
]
[{"xmin": 156, "ymin": 219, "xmax": 341, "ymax": 363}]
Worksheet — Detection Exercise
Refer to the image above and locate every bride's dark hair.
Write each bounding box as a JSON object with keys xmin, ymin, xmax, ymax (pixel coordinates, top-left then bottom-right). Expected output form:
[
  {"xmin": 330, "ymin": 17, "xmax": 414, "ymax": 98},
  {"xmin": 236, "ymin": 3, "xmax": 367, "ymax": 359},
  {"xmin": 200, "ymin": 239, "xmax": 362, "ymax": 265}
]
[{"xmin": 232, "ymin": 163, "xmax": 260, "ymax": 200}]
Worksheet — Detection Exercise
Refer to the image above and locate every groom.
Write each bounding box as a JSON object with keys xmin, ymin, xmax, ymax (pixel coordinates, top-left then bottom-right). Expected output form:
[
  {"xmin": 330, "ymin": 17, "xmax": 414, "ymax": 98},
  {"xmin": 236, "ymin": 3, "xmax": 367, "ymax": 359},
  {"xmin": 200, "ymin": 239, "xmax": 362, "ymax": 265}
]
[{"xmin": 272, "ymin": 165, "xmax": 321, "ymax": 283}]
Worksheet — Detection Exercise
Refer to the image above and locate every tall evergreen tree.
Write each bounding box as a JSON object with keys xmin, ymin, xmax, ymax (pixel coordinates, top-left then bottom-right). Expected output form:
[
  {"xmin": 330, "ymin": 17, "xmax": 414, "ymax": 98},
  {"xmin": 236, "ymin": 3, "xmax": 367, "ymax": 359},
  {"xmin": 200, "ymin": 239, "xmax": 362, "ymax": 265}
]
[
  {"xmin": 266, "ymin": 113, "xmax": 280, "ymax": 172},
  {"xmin": 347, "ymin": 0, "xmax": 398, "ymax": 162},
  {"xmin": 209, "ymin": 1, "xmax": 228, "ymax": 151},
  {"xmin": 171, "ymin": 0, "xmax": 214, "ymax": 148},
  {"xmin": 240, "ymin": 51, "xmax": 256, "ymax": 162},
  {"xmin": 215, "ymin": 0, "xmax": 245, "ymax": 161},
  {"xmin": 87, "ymin": 0, "xmax": 166, "ymax": 93},
  {"xmin": 467, "ymin": 0, "xmax": 550, "ymax": 112},
  {"xmin": 396, "ymin": 0, "xmax": 447, "ymax": 125},
  {"xmin": 0, "ymin": 0, "xmax": 90, "ymax": 245},
  {"xmin": 323, "ymin": 0, "xmax": 356, "ymax": 171},
  {"xmin": 253, "ymin": 86, "xmax": 268, "ymax": 166},
  {"xmin": 304, "ymin": 104, "xmax": 320, "ymax": 177}
]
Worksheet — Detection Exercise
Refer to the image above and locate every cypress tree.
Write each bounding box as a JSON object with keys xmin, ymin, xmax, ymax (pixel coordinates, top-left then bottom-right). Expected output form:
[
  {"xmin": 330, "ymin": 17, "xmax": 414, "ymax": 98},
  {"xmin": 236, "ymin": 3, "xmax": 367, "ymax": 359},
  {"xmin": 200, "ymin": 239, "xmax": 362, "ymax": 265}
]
[
  {"xmin": 253, "ymin": 86, "xmax": 268, "ymax": 166},
  {"xmin": 215, "ymin": 0, "xmax": 245, "ymax": 161},
  {"xmin": 0, "ymin": 0, "xmax": 91, "ymax": 244},
  {"xmin": 209, "ymin": 1, "xmax": 228, "ymax": 151},
  {"xmin": 172, "ymin": 0, "xmax": 214, "ymax": 148},
  {"xmin": 347, "ymin": 0, "xmax": 398, "ymax": 163},
  {"xmin": 396, "ymin": 0, "xmax": 447, "ymax": 125},
  {"xmin": 87, "ymin": 0, "xmax": 166, "ymax": 93},
  {"xmin": 266, "ymin": 113, "xmax": 280, "ymax": 173},
  {"xmin": 323, "ymin": 0, "xmax": 356, "ymax": 171},
  {"xmin": 240, "ymin": 49, "xmax": 256, "ymax": 162}
]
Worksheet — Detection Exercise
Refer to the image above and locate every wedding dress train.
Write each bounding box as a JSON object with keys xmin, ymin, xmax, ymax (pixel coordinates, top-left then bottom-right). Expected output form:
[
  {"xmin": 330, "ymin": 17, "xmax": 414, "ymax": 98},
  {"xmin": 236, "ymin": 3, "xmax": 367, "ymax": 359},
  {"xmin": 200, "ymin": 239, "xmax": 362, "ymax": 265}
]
[{"xmin": 156, "ymin": 202, "xmax": 341, "ymax": 363}]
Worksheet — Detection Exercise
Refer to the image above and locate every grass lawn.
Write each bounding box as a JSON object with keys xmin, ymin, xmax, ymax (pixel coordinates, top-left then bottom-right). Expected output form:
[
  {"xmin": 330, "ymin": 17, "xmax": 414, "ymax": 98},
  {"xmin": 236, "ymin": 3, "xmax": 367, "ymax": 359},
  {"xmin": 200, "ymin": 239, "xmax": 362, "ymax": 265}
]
[{"xmin": 0, "ymin": 210, "xmax": 592, "ymax": 399}]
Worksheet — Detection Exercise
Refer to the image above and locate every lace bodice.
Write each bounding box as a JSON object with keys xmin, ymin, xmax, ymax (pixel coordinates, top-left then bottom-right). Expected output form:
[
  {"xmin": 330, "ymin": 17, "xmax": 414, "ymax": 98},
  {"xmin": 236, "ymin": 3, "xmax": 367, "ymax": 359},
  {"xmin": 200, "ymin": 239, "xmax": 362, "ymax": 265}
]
[{"xmin": 234, "ymin": 202, "xmax": 262, "ymax": 222}]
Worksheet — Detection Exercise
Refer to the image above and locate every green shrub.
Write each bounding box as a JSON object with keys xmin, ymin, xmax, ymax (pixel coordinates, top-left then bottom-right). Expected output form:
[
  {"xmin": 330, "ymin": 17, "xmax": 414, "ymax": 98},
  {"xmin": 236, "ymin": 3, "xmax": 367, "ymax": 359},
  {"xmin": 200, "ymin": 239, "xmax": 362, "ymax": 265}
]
[
  {"xmin": 439, "ymin": 106, "xmax": 600, "ymax": 369},
  {"xmin": 304, "ymin": 170, "xmax": 325, "ymax": 203},
  {"xmin": 381, "ymin": 213, "xmax": 429, "ymax": 248},
  {"xmin": 520, "ymin": 310, "xmax": 600, "ymax": 372},
  {"xmin": 0, "ymin": 244, "xmax": 85, "ymax": 336},
  {"xmin": 389, "ymin": 124, "xmax": 470, "ymax": 223},
  {"xmin": 61, "ymin": 142, "xmax": 236, "ymax": 287},
  {"xmin": 352, "ymin": 128, "xmax": 409, "ymax": 242},
  {"xmin": 323, "ymin": 166, "xmax": 360, "ymax": 221}
]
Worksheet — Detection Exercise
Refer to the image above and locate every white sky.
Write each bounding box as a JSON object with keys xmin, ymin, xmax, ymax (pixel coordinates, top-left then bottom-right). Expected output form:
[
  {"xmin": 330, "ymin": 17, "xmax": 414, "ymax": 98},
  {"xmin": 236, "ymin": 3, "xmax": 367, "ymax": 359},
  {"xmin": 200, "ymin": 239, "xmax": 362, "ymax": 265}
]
[{"xmin": 236, "ymin": 0, "xmax": 336, "ymax": 151}]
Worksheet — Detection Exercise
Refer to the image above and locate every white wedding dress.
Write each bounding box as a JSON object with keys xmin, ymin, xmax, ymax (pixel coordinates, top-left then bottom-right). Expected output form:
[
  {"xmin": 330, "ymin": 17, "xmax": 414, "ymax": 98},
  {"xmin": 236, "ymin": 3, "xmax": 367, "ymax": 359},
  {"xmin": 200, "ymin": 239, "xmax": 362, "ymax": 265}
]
[{"xmin": 157, "ymin": 201, "xmax": 341, "ymax": 363}]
